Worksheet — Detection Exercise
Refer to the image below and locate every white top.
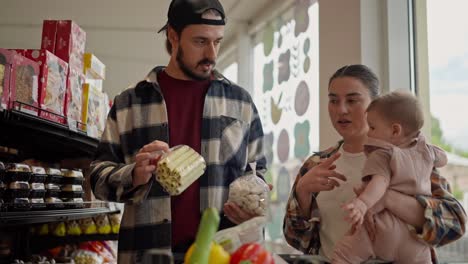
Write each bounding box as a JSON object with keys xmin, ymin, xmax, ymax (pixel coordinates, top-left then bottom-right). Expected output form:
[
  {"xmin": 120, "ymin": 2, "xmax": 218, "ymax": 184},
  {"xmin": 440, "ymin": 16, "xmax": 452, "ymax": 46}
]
[{"xmin": 316, "ymin": 147, "xmax": 366, "ymax": 260}]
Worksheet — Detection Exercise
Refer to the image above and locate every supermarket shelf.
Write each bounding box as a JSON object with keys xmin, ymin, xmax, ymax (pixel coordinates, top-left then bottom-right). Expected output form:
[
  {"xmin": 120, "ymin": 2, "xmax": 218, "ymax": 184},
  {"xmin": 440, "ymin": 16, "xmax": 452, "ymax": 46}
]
[
  {"xmin": 0, "ymin": 207, "xmax": 120, "ymax": 226},
  {"xmin": 0, "ymin": 109, "xmax": 99, "ymax": 161},
  {"xmin": 29, "ymin": 234, "xmax": 119, "ymax": 251}
]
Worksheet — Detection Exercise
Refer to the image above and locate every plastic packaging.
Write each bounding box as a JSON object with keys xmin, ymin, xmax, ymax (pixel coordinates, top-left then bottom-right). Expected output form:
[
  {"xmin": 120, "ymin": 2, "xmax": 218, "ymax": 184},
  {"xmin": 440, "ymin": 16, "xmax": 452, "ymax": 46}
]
[
  {"xmin": 61, "ymin": 169, "xmax": 84, "ymax": 185},
  {"xmin": 227, "ymin": 166, "xmax": 269, "ymax": 216},
  {"xmin": 73, "ymin": 249, "xmax": 104, "ymax": 264},
  {"xmin": 60, "ymin": 185, "xmax": 84, "ymax": 199},
  {"xmin": 213, "ymin": 216, "xmax": 267, "ymax": 253},
  {"xmin": 5, "ymin": 163, "xmax": 31, "ymax": 182},
  {"xmin": 45, "ymin": 168, "xmax": 63, "ymax": 184},
  {"xmin": 30, "ymin": 166, "xmax": 47, "ymax": 183}
]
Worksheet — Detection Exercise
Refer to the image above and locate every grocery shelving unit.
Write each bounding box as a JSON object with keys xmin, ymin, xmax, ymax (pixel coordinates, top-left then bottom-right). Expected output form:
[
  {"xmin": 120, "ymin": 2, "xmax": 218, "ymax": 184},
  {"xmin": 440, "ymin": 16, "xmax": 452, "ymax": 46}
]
[
  {"xmin": 0, "ymin": 108, "xmax": 118, "ymax": 262},
  {"xmin": 29, "ymin": 234, "xmax": 119, "ymax": 253},
  {"xmin": 0, "ymin": 107, "xmax": 98, "ymax": 161},
  {"xmin": 0, "ymin": 207, "xmax": 118, "ymax": 226}
]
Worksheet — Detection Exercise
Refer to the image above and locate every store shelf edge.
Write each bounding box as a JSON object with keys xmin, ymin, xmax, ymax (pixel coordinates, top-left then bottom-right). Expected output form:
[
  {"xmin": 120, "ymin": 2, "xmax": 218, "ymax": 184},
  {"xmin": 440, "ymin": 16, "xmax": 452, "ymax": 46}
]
[
  {"xmin": 0, "ymin": 109, "xmax": 99, "ymax": 160},
  {"xmin": 0, "ymin": 208, "xmax": 120, "ymax": 226}
]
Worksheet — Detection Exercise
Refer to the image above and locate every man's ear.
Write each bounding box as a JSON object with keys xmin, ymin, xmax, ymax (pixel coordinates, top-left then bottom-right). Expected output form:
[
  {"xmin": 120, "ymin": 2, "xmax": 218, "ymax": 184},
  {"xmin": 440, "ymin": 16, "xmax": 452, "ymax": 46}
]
[
  {"xmin": 392, "ymin": 123, "xmax": 403, "ymax": 137},
  {"xmin": 168, "ymin": 27, "xmax": 179, "ymax": 51}
]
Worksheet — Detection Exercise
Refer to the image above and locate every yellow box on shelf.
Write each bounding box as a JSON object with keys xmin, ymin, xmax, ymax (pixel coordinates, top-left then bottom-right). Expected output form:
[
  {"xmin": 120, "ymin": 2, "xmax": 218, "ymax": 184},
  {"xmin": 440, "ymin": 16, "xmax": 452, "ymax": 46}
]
[
  {"xmin": 81, "ymin": 83, "xmax": 106, "ymax": 138},
  {"xmin": 83, "ymin": 53, "xmax": 105, "ymax": 80}
]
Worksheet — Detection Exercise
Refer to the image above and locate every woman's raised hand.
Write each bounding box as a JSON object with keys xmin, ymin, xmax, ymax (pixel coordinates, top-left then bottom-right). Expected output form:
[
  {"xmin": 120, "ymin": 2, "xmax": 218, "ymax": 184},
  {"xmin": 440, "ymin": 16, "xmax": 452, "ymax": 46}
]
[{"xmin": 296, "ymin": 152, "xmax": 346, "ymax": 195}]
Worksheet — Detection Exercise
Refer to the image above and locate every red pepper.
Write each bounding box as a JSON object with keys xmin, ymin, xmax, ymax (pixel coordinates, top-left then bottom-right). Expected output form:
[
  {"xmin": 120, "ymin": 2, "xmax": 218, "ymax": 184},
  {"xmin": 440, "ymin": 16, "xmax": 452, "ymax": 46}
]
[{"xmin": 230, "ymin": 243, "xmax": 275, "ymax": 264}]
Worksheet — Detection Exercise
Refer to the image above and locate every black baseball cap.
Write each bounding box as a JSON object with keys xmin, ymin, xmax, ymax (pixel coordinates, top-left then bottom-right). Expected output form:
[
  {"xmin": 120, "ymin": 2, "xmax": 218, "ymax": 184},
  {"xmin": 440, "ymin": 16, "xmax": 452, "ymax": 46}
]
[{"xmin": 158, "ymin": 0, "xmax": 226, "ymax": 33}]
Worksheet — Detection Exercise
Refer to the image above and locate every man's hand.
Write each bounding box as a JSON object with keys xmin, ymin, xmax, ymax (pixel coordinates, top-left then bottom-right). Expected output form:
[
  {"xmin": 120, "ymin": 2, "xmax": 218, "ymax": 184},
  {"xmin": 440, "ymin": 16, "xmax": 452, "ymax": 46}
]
[
  {"xmin": 224, "ymin": 184, "xmax": 273, "ymax": 224},
  {"xmin": 223, "ymin": 202, "xmax": 257, "ymax": 224},
  {"xmin": 133, "ymin": 140, "xmax": 169, "ymax": 187}
]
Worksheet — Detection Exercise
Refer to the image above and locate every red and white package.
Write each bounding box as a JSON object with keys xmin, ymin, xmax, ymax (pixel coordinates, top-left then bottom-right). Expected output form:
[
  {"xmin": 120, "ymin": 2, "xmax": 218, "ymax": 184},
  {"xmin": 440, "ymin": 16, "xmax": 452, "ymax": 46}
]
[
  {"xmin": 1, "ymin": 48, "xmax": 40, "ymax": 115},
  {"xmin": 55, "ymin": 20, "xmax": 86, "ymax": 71},
  {"xmin": 41, "ymin": 20, "xmax": 58, "ymax": 53},
  {"xmin": 65, "ymin": 67, "xmax": 85, "ymax": 129},
  {"xmin": 16, "ymin": 49, "xmax": 68, "ymax": 123}
]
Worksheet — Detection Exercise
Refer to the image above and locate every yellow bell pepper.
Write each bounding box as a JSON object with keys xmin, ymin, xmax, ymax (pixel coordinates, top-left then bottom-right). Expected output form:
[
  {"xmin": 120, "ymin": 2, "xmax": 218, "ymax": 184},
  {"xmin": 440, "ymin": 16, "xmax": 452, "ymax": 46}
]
[{"xmin": 184, "ymin": 242, "xmax": 230, "ymax": 264}]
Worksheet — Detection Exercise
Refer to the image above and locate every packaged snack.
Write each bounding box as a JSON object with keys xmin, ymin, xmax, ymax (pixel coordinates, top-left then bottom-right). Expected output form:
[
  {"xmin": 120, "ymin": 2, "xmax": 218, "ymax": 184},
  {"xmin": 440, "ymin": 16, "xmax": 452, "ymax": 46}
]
[
  {"xmin": 5, "ymin": 163, "xmax": 31, "ymax": 182},
  {"xmin": 78, "ymin": 217, "xmax": 97, "ymax": 235},
  {"xmin": 0, "ymin": 180, "xmax": 5, "ymax": 198},
  {"xmin": 108, "ymin": 213, "xmax": 121, "ymax": 234},
  {"xmin": 60, "ymin": 184, "xmax": 83, "ymax": 199},
  {"xmin": 83, "ymin": 53, "xmax": 105, "ymax": 80},
  {"xmin": 0, "ymin": 48, "xmax": 40, "ymax": 114},
  {"xmin": 45, "ymin": 183, "xmax": 61, "ymax": 198},
  {"xmin": 30, "ymin": 166, "xmax": 47, "ymax": 183},
  {"xmin": 45, "ymin": 197, "xmax": 64, "ymax": 209},
  {"xmin": 7, "ymin": 181, "xmax": 30, "ymax": 198},
  {"xmin": 64, "ymin": 67, "xmax": 85, "ymax": 129},
  {"xmin": 15, "ymin": 49, "xmax": 68, "ymax": 123},
  {"xmin": 30, "ymin": 198, "xmax": 46, "ymax": 210},
  {"xmin": 29, "ymin": 182, "xmax": 46, "ymax": 199},
  {"xmin": 82, "ymin": 83, "xmax": 105, "ymax": 138},
  {"xmin": 7, "ymin": 197, "xmax": 31, "ymax": 211},
  {"xmin": 85, "ymin": 78, "xmax": 103, "ymax": 91},
  {"xmin": 41, "ymin": 20, "xmax": 58, "ymax": 53},
  {"xmin": 63, "ymin": 197, "xmax": 84, "ymax": 209},
  {"xmin": 61, "ymin": 169, "xmax": 84, "ymax": 185},
  {"xmin": 55, "ymin": 20, "xmax": 86, "ymax": 71},
  {"xmin": 66, "ymin": 220, "xmax": 82, "ymax": 235},
  {"xmin": 94, "ymin": 214, "xmax": 111, "ymax": 235},
  {"xmin": 227, "ymin": 166, "xmax": 269, "ymax": 216},
  {"xmin": 0, "ymin": 161, "xmax": 5, "ymax": 182},
  {"xmin": 73, "ymin": 249, "xmax": 103, "ymax": 264},
  {"xmin": 0, "ymin": 51, "xmax": 9, "ymax": 110},
  {"xmin": 45, "ymin": 168, "xmax": 63, "ymax": 184},
  {"xmin": 49, "ymin": 221, "xmax": 66, "ymax": 236},
  {"xmin": 37, "ymin": 223, "xmax": 49, "ymax": 235}
]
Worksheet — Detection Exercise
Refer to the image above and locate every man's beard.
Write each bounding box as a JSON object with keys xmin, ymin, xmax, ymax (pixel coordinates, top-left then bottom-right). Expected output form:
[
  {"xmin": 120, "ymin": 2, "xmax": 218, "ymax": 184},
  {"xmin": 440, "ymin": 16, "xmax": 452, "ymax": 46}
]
[{"xmin": 176, "ymin": 46, "xmax": 215, "ymax": 81}]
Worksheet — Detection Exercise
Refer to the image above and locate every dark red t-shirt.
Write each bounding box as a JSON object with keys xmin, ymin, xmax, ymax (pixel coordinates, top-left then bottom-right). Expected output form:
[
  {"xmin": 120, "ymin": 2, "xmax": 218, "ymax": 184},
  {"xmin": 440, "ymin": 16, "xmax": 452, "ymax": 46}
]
[{"xmin": 158, "ymin": 70, "xmax": 209, "ymax": 251}]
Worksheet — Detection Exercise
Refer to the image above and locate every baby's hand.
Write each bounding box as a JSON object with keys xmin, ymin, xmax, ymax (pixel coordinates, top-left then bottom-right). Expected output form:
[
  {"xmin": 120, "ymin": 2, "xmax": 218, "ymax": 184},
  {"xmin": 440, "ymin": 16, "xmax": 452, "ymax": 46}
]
[{"xmin": 342, "ymin": 198, "xmax": 368, "ymax": 231}]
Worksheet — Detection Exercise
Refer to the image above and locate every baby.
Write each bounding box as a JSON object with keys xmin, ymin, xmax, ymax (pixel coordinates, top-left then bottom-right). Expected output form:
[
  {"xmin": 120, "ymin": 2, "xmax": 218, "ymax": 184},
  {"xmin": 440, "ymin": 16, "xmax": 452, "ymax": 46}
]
[{"xmin": 332, "ymin": 91, "xmax": 447, "ymax": 264}]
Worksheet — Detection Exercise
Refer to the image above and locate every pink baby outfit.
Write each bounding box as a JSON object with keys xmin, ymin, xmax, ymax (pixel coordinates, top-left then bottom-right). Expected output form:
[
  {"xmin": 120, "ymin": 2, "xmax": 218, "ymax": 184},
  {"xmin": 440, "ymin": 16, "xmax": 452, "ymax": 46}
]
[{"xmin": 332, "ymin": 133, "xmax": 447, "ymax": 264}]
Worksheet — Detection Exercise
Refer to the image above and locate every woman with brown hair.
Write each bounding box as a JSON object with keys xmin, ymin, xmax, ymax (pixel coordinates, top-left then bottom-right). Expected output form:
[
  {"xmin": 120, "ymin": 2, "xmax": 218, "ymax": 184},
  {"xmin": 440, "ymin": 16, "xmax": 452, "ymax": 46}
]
[{"xmin": 283, "ymin": 64, "xmax": 466, "ymax": 263}]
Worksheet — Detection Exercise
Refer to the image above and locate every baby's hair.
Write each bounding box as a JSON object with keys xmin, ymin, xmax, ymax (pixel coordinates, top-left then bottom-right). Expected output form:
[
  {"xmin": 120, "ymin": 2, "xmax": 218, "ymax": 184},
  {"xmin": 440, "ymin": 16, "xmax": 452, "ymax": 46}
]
[{"xmin": 367, "ymin": 90, "xmax": 424, "ymax": 136}]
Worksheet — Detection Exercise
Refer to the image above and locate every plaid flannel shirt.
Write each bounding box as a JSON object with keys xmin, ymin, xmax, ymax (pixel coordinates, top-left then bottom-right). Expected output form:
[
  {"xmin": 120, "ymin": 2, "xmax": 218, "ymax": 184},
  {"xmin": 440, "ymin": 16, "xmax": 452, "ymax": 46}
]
[
  {"xmin": 89, "ymin": 66, "xmax": 266, "ymax": 263},
  {"xmin": 283, "ymin": 141, "xmax": 466, "ymax": 263}
]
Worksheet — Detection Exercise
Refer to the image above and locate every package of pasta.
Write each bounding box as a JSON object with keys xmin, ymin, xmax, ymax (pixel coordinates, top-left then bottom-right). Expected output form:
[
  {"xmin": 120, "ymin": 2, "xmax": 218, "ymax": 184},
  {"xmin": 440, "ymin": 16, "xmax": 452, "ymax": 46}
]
[
  {"xmin": 155, "ymin": 145, "xmax": 206, "ymax": 195},
  {"xmin": 15, "ymin": 49, "xmax": 68, "ymax": 123},
  {"xmin": 0, "ymin": 48, "xmax": 39, "ymax": 114},
  {"xmin": 227, "ymin": 166, "xmax": 269, "ymax": 216}
]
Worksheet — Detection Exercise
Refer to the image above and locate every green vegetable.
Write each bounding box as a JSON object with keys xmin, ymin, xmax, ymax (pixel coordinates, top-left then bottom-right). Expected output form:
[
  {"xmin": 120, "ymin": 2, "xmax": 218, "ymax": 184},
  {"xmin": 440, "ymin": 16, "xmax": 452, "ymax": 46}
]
[{"xmin": 189, "ymin": 207, "xmax": 220, "ymax": 264}]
